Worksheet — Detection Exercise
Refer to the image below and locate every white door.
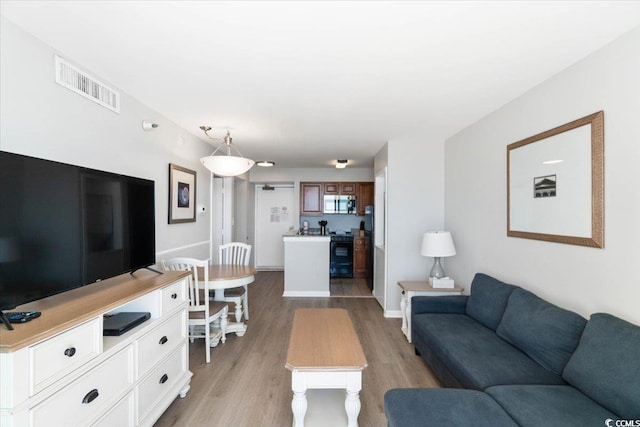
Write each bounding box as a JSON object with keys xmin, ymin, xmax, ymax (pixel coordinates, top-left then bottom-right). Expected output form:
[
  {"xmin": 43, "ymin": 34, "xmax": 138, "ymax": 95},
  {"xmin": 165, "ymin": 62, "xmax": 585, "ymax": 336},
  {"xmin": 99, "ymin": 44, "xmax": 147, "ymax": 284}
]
[{"xmin": 255, "ymin": 185, "xmax": 294, "ymax": 269}]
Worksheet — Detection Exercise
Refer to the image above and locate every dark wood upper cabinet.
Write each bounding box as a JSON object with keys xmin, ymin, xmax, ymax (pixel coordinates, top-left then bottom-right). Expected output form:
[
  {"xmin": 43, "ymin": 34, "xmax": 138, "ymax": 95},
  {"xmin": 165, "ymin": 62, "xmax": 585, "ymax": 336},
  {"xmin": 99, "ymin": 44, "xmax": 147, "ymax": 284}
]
[
  {"xmin": 300, "ymin": 183, "xmax": 323, "ymax": 215},
  {"xmin": 324, "ymin": 183, "xmax": 340, "ymax": 195},
  {"xmin": 301, "ymin": 181, "xmax": 373, "ymax": 216},
  {"xmin": 356, "ymin": 182, "xmax": 374, "ymax": 216},
  {"xmin": 340, "ymin": 182, "xmax": 357, "ymax": 195}
]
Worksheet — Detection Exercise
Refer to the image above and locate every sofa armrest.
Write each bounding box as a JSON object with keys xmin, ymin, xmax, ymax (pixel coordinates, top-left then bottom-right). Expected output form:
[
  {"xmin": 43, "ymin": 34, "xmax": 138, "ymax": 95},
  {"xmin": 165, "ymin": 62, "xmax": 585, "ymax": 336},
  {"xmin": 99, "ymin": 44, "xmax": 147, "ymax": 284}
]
[{"xmin": 412, "ymin": 295, "xmax": 469, "ymax": 316}]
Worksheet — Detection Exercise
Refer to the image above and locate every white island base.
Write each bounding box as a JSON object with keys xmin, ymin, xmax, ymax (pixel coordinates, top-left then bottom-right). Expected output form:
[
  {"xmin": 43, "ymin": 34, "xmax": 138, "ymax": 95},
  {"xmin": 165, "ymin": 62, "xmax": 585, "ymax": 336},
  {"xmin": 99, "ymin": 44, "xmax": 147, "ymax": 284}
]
[{"xmin": 283, "ymin": 235, "xmax": 331, "ymax": 297}]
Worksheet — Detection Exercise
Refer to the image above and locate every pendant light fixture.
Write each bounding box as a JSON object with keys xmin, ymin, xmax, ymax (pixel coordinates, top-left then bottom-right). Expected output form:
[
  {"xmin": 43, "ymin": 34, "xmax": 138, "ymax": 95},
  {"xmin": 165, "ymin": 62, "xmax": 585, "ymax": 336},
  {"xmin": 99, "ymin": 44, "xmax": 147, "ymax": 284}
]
[{"xmin": 199, "ymin": 126, "xmax": 255, "ymax": 177}]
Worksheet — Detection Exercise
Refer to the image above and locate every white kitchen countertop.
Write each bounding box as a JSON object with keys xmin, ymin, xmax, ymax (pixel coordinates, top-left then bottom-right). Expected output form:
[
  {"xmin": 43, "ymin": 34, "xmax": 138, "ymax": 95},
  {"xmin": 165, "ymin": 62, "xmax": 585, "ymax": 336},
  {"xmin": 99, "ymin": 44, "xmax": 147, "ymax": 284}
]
[
  {"xmin": 283, "ymin": 234, "xmax": 331, "ymax": 242},
  {"xmin": 283, "ymin": 231, "xmax": 331, "ymax": 240}
]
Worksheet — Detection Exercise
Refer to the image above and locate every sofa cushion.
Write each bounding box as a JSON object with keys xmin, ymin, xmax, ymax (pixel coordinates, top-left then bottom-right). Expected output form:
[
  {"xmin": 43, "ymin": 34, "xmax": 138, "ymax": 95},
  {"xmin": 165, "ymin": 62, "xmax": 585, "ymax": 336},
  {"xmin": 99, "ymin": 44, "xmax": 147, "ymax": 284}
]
[
  {"xmin": 563, "ymin": 313, "xmax": 640, "ymax": 419},
  {"xmin": 486, "ymin": 385, "xmax": 618, "ymax": 427},
  {"xmin": 413, "ymin": 313, "xmax": 564, "ymax": 390},
  {"xmin": 465, "ymin": 273, "xmax": 518, "ymax": 331},
  {"xmin": 385, "ymin": 388, "xmax": 518, "ymax": 427},
  {"xmin": 496, "ymin": 288, "xmax": 586, "ymax": 375},
  {"xmin": 411, "ymin": 295, "xmax": 468, "ymax": 315}
]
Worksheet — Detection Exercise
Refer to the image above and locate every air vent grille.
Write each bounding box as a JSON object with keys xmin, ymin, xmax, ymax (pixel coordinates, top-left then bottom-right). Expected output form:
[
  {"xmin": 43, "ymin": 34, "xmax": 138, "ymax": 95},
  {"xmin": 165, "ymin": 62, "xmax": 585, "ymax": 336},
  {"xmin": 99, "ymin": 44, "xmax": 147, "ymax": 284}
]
[{"xmin": 54, "ymin": 55, "xmax": 120, "ymax": 113}]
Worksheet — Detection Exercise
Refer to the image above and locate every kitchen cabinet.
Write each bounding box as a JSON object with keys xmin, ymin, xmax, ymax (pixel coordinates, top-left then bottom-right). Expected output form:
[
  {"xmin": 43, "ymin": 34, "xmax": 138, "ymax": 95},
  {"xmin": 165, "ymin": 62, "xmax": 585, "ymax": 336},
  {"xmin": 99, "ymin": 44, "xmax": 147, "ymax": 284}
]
[
  {"xmin": 353, "ymin": 236, "xmax": 369, "ymax": 278},
  {"xmin": 356, "ymin": 182, "xmax": 374, "ymax": 216},
  {"xmin": 340, "ymin": 182, "xmax": 357, "ymax": 195},
  {"xmin": 300, "ymin": 183, "xmax": 323, "ymax": 215},
  {"xmin": 324, "ymin": 183, "xmax": 340, "ymax": 195},
  {"xmin": 301, "ymin": 182, "xmax": 373, "ymax": 216},
  {"xmin": 324, "ymin": 182, "xmax": 357, "ymax": 195}
]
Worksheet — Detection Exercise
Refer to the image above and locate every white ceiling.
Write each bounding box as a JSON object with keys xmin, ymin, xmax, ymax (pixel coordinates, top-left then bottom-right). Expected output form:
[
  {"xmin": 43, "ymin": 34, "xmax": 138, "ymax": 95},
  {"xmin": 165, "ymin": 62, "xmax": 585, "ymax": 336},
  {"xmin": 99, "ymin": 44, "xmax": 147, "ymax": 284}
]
[{"xmin": 2, "ymin": 1, "xmax": 640, "ymax": 168}]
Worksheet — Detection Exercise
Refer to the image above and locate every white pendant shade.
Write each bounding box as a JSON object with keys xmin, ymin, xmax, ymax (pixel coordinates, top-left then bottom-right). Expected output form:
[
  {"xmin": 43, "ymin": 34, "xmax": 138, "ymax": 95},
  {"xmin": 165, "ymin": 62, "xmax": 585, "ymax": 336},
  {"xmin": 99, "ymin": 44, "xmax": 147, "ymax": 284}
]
[{"xmin": 200, "ymin": 155, "xmax": 255, "ymax": 177}]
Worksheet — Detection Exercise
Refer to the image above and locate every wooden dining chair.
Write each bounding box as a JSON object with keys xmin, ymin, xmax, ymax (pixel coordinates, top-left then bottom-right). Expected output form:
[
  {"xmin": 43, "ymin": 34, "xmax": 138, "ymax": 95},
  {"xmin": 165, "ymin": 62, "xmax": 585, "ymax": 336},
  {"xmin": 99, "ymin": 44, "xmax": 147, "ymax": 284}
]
[
  {"xmin": 162, "ymin": 257, "xmax": 228, "ymax": 364},
  {"xmin": 218, "ymin": 242, "xmax": 252, "ymax": 322}
]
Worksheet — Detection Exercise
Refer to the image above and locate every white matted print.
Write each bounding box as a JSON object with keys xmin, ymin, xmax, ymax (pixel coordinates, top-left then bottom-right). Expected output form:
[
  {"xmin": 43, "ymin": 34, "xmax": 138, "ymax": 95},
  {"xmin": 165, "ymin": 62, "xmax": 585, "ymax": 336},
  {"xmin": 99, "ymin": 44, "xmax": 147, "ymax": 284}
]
[
  {"xmin": 169, "ymin": 163, "xmax": 196, "ymax": 224},
  {"xmin": 507, "ymin": 111, "xmax": 604, "ymax": 248}
]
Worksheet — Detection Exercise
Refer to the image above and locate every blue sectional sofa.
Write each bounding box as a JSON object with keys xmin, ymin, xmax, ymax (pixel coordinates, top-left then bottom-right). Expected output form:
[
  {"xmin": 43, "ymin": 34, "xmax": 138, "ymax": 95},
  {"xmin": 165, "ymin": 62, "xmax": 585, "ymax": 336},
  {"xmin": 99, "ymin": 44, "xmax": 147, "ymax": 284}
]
[{"xmin": 384, "ymin": 273, "xmax": 640, "ymax": 426}]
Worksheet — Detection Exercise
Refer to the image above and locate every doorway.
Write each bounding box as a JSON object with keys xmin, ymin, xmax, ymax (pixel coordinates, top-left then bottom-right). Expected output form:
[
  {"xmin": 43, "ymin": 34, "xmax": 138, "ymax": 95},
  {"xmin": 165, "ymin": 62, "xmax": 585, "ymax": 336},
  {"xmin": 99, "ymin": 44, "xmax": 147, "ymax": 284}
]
[{"xmin": 254, "ymin": 184, "xmax": 294, "ymax": 269}]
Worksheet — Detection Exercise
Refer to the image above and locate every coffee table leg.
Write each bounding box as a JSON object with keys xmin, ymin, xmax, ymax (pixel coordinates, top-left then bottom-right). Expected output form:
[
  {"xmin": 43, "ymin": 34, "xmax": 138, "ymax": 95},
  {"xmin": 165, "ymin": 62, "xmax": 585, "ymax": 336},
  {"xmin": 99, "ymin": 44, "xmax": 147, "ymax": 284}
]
[
  {"xmin": 345, "ymin": 388, "xmax": 361, "ymax": 427},
  {"xmin": 291, "ymin": 376, "xmax": 307, "ymax": 427}
]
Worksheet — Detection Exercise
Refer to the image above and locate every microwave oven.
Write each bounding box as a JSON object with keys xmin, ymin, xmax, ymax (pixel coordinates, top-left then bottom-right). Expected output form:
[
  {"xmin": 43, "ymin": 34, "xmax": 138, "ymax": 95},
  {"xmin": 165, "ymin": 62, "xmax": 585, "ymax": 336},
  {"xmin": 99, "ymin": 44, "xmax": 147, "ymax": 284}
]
[{"xmin": 323, "ymin": 195, "xmax": 356, "ymax": 214}]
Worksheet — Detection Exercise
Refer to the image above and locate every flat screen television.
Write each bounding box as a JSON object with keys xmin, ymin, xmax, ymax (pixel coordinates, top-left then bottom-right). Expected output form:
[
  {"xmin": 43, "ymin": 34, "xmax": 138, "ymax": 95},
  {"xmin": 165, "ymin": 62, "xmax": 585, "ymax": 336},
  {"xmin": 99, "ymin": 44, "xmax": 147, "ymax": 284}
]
[{"xmin": 0, "ymin": 151, "xmax": 156, "ymax": 314}]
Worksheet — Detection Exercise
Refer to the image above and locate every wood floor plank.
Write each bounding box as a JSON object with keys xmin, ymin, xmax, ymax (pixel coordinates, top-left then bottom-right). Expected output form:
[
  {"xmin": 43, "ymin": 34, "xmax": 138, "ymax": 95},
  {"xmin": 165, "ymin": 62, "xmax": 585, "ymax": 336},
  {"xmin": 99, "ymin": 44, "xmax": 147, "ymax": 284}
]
[
  {"xmin": 155, "ymin": 271, "xmax": 440, "ymax": 427},
  {"xmin": 330, "ymin": 277, "xmax": 373, "ymax": 297}
]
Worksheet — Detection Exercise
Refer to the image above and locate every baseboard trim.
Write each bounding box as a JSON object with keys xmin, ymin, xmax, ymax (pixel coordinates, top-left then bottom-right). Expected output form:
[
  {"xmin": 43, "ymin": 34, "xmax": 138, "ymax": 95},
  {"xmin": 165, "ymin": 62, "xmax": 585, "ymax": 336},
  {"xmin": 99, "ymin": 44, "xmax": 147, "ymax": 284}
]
[
  {"xmin": 283, "ymin": 291, "xmax": 331, "ymax": 298},
  {"xmin": 384, "ymin": 310, "xmax": 403, "ymax": 319}
]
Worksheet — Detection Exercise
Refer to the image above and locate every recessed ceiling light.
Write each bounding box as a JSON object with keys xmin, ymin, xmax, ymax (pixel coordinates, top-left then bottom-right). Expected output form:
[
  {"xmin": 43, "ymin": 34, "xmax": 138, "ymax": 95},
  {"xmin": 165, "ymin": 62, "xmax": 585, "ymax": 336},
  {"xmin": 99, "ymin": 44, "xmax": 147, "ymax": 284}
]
[{"xmin": 256, "ymin": 160, "xmax": 275, "ymax": 167}]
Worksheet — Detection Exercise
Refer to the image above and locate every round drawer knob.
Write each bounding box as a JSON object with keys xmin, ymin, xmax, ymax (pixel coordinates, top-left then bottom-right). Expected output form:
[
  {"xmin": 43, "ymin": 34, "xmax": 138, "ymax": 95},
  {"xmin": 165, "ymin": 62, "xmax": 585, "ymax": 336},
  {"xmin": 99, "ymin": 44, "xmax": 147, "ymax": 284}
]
[
  {"xmin": 64, "ymin": 347, "xmax": 76, "ymax": 357},
  {"xmin": 171, "ymin": 293, "xmax": 178, "ymax": 299}
]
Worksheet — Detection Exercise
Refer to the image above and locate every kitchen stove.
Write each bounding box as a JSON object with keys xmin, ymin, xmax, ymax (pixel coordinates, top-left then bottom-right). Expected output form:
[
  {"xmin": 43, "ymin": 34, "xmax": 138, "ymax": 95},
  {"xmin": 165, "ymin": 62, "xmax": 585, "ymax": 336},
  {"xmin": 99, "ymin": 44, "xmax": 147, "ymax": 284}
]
[
  {"xmin": 330, "ymin": 235, "xmax": 354, "ymax": 243},
  {"xmin": 330, "ymin": 234, "xmax": 354, "ymax": 278}
]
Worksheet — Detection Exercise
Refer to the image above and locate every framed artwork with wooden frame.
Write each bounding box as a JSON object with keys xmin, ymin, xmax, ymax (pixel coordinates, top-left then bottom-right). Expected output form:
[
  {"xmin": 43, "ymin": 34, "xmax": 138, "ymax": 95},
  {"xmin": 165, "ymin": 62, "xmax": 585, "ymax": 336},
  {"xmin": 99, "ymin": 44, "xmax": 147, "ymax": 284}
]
[
  {"xmin": 168, "ymin": 163, "xmax": 196, "ymax": 224},
  {"xmin": 507, "ymin": 111, "xmax": 604, "ymax": 248}
]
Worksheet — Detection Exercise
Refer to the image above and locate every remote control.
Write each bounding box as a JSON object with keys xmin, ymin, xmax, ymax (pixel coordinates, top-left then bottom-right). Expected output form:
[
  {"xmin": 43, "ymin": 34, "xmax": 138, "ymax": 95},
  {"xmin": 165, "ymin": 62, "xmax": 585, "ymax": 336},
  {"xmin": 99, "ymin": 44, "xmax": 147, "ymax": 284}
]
[{"xmin": 7, "ymin": 311, "xmax": 41, "ymax": 323}]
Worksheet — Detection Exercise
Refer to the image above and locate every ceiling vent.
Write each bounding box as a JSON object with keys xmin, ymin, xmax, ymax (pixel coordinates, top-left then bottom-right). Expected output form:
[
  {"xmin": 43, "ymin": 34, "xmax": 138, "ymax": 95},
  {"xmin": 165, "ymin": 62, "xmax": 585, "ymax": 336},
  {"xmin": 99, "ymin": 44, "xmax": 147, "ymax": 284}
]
[{"xmin": 54, "ymin": 55, "xmax": 120, "ymax": 113}]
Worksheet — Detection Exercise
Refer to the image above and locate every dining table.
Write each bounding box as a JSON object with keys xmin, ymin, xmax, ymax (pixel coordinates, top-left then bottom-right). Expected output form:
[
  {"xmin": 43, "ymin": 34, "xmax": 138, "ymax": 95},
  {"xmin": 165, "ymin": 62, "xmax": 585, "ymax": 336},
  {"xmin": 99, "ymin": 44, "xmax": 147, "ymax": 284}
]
[{"xmin": 199, "ymin": 264, "xmax": 257, "ymax": 336}]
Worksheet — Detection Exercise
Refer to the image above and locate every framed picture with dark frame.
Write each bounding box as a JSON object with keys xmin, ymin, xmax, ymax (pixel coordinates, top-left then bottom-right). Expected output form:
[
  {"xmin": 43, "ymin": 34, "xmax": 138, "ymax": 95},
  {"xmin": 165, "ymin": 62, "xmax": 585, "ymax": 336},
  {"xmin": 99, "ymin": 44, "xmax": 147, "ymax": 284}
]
[{"xmin": 169, "ymin": 163, "xmax": 196, "ymax": 224}]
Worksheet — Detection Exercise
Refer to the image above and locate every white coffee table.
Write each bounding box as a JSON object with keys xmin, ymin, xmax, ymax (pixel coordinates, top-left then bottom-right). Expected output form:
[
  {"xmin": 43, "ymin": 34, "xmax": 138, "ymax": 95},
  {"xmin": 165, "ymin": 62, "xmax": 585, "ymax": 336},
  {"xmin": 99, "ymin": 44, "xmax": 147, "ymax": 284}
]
[{"xmin": 285, "ymin": 308, "xmax": 368, "ymax": 427}]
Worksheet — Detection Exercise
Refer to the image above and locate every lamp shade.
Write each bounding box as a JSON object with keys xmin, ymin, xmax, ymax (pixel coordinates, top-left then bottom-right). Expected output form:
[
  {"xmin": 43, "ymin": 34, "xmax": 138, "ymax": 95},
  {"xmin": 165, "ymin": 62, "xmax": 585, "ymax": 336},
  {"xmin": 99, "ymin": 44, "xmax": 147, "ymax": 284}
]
[
  {"xmin": 420, "ymin": 231, "xmax": 456, "ymax": 257},
  {"xmin": 200, "ymin": 155, "xmax": 255, "ymax": 177}
]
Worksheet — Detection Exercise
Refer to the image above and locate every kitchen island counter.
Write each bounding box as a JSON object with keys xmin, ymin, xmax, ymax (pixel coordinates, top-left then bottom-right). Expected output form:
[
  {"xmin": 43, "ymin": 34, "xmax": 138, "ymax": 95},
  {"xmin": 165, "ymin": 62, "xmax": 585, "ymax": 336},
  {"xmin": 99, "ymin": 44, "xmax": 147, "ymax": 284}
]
[{"xmin": 283, "ymin": 234, "xmax": 331, "ymax": 297}]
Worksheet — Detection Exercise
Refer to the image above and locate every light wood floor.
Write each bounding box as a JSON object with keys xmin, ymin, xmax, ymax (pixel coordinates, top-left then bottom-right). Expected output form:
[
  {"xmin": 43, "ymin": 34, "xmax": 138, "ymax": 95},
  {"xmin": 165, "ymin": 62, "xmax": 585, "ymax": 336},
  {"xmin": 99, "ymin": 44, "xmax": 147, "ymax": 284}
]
[
  {"xmin": 155, "ymin": 271, "xmax": 440, "ymax": 427},
  {"xmin": 330, "ymin": 277, "xmax": 374, "ymax": 297}
]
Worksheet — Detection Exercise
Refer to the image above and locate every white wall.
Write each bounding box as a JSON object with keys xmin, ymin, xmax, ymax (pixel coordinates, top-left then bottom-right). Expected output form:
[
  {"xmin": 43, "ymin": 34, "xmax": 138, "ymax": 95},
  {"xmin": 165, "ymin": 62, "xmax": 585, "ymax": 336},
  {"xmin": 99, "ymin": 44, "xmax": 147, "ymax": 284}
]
[
  {"xmin": 0, "ymin": 17, "xmax": 213, "ymax": 262},
  {"xmin": 383, "ymin": 138, "xmax": 445, "ymax": 315},
  {"xmin": 373, "ymin": 144, "xmax": 388, "ymax": 306},
  {"xmin": 445, "ymin": 27, "xmax": 640, "ymax": 325}
]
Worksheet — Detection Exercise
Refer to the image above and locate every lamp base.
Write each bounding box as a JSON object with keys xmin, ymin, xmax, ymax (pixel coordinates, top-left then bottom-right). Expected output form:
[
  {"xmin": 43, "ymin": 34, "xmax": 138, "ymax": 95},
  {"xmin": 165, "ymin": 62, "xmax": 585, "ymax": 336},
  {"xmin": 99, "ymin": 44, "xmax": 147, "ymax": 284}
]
[{"xmin": 429, "ymin": 257, "xmax": 446, "ymax": 279}]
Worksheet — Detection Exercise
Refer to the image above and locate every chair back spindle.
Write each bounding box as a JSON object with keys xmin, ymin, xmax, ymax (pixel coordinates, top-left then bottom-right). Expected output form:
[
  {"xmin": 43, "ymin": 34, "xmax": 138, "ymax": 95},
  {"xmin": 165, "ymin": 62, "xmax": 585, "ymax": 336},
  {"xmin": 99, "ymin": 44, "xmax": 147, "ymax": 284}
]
[{"xmin": 219, "ymin": 242, "xmax": 251, "ymax": 266}]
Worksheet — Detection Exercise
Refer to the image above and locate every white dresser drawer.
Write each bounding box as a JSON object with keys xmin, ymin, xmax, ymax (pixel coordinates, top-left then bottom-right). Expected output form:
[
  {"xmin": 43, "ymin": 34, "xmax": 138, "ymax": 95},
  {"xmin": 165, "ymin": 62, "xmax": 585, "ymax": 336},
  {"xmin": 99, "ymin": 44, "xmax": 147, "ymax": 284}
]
[
  {"xmin": 29, "ymin": 318, "xmax": 101, "ymax": 395},
  {"xmin": 137, "ymin": 344, "xmax": 187, "ymax": 422},
  {"xmin": 137, "ymin": 310, "xmax": 186, "ymax": 377},
  {"xmin": 30, "ymin": 345, "xmax": 133, "ymax": 427},
  {"xmin": 91, "ymin": 391, "xmax": 134, "ymax": 427},
  {"xmin": 161, "ymin": 279, "xmax": 187, "ymax": 315}
]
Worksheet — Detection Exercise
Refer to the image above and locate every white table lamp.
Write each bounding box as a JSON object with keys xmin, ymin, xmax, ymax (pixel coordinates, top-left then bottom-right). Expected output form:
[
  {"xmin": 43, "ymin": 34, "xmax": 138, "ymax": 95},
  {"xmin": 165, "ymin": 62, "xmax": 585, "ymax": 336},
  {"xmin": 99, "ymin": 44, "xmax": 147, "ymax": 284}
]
[{"xmin": 420, "ymin": 231, "xmax": 456, "ymax": 279}]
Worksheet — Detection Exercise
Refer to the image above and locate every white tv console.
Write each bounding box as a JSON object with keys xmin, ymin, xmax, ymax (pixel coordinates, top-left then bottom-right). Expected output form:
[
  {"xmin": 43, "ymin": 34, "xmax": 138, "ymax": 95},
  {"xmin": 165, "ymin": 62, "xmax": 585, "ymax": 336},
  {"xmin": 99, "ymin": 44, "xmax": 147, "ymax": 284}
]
[{"xmin": 0, "ymin": 270, "xmax": 192, "ymax": 426}]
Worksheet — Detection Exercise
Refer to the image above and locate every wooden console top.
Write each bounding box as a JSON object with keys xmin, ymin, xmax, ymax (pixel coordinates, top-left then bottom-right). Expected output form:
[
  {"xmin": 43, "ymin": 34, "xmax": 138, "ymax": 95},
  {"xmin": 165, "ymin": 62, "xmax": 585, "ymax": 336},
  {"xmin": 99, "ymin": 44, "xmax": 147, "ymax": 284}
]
[{"xmin": 0, "ymin": 270, "xmax": 189, "ymax": 352}]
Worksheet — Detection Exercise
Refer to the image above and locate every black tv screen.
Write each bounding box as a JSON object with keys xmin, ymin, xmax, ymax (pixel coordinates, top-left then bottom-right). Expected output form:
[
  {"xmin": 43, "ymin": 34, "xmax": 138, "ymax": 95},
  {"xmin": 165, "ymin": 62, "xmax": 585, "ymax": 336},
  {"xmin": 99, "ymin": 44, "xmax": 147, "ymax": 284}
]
[{"xmin": 0, "ymin": 151, "xmax": 156, "ymax": 311}]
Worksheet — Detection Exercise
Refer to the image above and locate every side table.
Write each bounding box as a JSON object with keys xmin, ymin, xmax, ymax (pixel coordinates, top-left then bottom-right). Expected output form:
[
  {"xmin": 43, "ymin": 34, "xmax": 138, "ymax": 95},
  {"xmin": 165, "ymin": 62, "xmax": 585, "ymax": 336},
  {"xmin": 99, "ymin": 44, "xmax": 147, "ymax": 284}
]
[{"xmin": 397, "ymin": 281, "xmax": 464, "ymax": 343}]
